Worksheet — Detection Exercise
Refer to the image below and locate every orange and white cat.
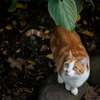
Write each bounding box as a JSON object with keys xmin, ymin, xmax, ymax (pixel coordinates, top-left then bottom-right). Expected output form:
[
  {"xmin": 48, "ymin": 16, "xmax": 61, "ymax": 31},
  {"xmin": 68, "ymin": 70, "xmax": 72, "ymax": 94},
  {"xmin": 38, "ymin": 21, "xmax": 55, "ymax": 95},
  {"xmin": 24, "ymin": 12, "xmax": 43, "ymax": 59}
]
[{"xmin": 25, "ymin": 25, "xmax": 90, "ymax": 95}]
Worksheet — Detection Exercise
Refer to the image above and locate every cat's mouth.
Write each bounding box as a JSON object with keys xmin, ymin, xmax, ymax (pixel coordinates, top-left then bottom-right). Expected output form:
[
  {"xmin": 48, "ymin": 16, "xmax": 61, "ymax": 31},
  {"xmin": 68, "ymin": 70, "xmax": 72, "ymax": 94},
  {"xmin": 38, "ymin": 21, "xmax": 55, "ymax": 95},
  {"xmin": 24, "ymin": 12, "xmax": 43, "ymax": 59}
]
[
  {"xmin": 65, "ymin": 74, "xmax": 73, "ymax": 78},
  {"xmin": 66, "ymin": 74, "xmax": 70, "ymax": 77}
]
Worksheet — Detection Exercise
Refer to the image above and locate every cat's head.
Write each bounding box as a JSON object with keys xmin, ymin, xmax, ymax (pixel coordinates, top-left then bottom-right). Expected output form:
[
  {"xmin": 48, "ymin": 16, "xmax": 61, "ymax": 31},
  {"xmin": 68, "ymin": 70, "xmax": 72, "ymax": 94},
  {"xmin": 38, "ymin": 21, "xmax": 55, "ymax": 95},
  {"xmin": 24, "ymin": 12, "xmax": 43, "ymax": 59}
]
[{"xmin": 63, "ymin": 51, "xmax": 89, "ymax": 78}]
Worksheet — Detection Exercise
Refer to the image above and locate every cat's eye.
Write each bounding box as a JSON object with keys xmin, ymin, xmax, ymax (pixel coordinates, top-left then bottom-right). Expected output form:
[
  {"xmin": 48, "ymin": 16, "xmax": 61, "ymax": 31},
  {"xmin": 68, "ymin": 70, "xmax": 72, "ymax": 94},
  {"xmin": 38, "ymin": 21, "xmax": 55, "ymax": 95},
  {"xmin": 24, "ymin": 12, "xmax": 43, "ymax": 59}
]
[
  {"xmin": 65, "ymin": 64, "xmax": 69, "ymax": 68},
  {"xmin": 73, "ymin": 67, "xmax": 77, "ymax": 70}
]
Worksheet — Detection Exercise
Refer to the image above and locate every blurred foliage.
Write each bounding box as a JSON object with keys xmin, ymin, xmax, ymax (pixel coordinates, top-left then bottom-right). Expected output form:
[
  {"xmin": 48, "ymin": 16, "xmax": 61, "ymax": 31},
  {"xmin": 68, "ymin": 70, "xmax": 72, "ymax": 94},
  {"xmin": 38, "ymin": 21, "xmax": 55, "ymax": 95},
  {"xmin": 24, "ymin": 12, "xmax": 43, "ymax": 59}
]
[{"xmin": 8, "ymin": 0, "xmax": 95, "ymax": 32}]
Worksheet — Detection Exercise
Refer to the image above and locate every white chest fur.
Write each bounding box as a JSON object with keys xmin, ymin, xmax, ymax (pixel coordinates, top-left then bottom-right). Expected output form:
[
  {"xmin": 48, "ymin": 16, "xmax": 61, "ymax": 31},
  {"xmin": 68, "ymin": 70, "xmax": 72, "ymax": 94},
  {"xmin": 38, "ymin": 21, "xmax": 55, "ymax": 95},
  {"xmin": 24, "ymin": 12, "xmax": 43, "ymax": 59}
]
[{"xmin": 61, "ymin": 69, "xmax": 90, "ymax": 88}]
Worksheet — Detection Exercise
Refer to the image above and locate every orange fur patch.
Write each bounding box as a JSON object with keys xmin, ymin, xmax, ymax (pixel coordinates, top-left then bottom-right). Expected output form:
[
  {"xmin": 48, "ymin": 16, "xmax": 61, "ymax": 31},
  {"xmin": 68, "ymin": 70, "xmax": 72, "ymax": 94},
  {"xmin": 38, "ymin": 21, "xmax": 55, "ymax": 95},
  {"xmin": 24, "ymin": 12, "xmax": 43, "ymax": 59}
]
[{"xmin": 50, "ymin": 25, "xmax": 89, "ymax": 75}]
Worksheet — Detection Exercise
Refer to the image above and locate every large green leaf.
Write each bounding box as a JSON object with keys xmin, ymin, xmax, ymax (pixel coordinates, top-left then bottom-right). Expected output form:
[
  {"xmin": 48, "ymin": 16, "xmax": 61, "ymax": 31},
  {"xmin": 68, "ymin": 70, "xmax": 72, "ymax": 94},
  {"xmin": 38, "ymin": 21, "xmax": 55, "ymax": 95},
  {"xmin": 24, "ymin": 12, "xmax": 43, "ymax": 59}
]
[
  {"xmin": 48, "ymin": 0, "xmax": 77, "ymax": 32},
  {"xmin": 89, "ymin": 0, "xmax": 95, "ymax": 9},
  {"xmin": 8, "ymin": 0, "xmax": 19, "ymax": 12},
  {"xmin": 74, "ymin": 0, "xmax": 84, "ymax": 14}
]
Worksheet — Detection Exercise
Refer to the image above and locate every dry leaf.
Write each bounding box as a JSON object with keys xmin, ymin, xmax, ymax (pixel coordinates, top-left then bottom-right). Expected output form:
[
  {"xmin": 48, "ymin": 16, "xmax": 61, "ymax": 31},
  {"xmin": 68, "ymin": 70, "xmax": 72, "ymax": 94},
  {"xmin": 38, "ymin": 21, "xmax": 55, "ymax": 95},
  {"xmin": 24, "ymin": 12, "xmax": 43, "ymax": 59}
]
[
  {"xmin": 0, "ymin": 28, "xmax": 4, "ymax": 32},
  {"xmin": 78, "ymin": 30, "xmax": 94, "ymax": 36},
  {"xmin": 2, "ymin": 50, "xmax": 7, "ymax": 55},
  {"xmin": 55, "ymin": 22, "xmax": 58, "ymax": 25},
  {"xmin": 75, "ymin": 23, "xmax": 81, "ymax": 28},
  {"xmin": 46, "ymin": 54, "xmax": 54, "ymax": 59},
  {"xmin": 97, "ymin": 96, "xmax": 100, "ymax": 100},
  {"xmin": 21, "ymin": 87, "xmax": 33, "ymax": 94},
  {"xmin": 15, "ymin": 49, "xmax": 20, "ymax": 53},
  {"xmin": 16, "ymin": 57, "xmax": 26, "ymax": 65},
  {"xmin": 44, "ymin": 30, "xmax": 49, "ymax": 34},
  {"xmin": 20, "ymin": 20, "xmax": 26, "ymax": 26},
  {"xmin": 76, "ymin": 14, "xmax": 81, "ymax": 22},
  {"xmin": 27, "ymin": 60, "xmax": 36, "ymax": 65},
  {"xmin": 12, "ymin": 20, "xmax": 17, "ymax": 25},
  {"xmin": 54, "ymin": 68, "xmax": 57, "ymax": 73},
  {"xmin": 48, "ymin": 62, "xmax": 53, "ymax": 68},
  {"xmin": 40, "ymin": 45, "xmax": 48, "ymax": 51},
  {"xmin": 7, "ymin": 57, "xmax": 22, "ymax": 70},
  {"xmin": 42, "ymin": 38, "xmax": 44, "ymax": 40},
  {"xmin": 83, "ymin": 20, "xmax": 88, "ymax": 25},
  {"xmin": 30, "ymin": 36, "xmax": 36, "ymax": 40},
  {"xmin": 5, "ymin": 25, "xmax": 13, "ymax": 30},
  {"xmin": 24, "ymin": 64, "xmax": 35, "ymax": 70},
  {"xmin": 91, "ymin": 16, "xmax": 95, "ymax": 23},
  {"xmin": 13, "ymin": 67, "xmax": 21, "ymax": 77},
  {"xmin": 0, "ymin": 44, "xmax": 5, "ymax": 47},
  {"xmin": 85, "ymin": 86, "xmax": 98, "ymax": 100},
  {"xmin": 16, "ymin": 3, "xmax": 24, "ymax": 8}
]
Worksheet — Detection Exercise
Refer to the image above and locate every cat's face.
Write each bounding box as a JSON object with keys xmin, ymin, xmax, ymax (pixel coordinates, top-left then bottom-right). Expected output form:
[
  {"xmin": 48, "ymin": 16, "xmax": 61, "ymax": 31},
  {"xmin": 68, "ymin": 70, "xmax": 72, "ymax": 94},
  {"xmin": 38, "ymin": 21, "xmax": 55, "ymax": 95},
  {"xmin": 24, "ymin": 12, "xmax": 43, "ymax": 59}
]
[{"xmin": 63, "ymin": 51, "xmax": 89, "ymax": 78}]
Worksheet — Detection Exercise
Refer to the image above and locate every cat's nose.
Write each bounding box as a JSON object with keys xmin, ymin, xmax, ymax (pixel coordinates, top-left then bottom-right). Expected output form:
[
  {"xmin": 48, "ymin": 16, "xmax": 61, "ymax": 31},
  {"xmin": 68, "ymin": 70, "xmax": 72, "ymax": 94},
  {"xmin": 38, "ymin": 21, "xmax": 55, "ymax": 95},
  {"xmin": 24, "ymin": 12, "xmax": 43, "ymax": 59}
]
[{"xmin": 66, "ymin": 70, "xmax": 69, "ymax": 73}]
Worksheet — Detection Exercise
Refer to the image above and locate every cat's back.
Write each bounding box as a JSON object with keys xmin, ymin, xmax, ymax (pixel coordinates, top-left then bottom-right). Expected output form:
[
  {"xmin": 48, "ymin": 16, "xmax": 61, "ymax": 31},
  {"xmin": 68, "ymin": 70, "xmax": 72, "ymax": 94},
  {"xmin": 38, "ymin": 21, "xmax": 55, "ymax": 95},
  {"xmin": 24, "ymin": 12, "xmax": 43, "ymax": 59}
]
[
  {"xmin": 50, "ymin": 25, "xmax": 81, "ymax": 45},
  {"xmin": 50, "ymin": 25, "xmax": 88, "ymax": 59}
]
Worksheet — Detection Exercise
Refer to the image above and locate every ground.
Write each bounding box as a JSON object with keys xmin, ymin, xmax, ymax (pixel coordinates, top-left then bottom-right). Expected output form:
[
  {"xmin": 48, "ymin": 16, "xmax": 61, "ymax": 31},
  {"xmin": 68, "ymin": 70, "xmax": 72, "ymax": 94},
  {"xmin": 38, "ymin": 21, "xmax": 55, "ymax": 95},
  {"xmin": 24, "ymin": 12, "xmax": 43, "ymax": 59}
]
[{"xmin": 0, "ymin": 0, "xmax": 100, "ymax": 100}]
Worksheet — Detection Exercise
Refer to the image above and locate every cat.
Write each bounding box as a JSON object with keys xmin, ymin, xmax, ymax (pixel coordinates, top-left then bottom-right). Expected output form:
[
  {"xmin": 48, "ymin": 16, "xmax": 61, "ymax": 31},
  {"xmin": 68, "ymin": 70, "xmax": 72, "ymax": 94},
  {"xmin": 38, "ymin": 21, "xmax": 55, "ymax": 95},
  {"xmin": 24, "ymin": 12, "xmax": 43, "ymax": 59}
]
[{"xmin": 25, "ymin": 25, "xmax": 90, "ymax": 96}]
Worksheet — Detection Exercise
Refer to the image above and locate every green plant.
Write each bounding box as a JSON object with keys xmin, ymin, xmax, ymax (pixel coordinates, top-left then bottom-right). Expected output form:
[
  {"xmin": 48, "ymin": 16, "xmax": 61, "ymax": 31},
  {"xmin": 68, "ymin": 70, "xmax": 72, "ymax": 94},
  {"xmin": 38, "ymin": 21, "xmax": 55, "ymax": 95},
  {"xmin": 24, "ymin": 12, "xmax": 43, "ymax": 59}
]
[
  {"xmin": 48, "ymin": 0, "xmax": 94, "ymax": 32},
  {"xmin": 8, "ymin": 0, "xmax": 94, "ymax": 32}
]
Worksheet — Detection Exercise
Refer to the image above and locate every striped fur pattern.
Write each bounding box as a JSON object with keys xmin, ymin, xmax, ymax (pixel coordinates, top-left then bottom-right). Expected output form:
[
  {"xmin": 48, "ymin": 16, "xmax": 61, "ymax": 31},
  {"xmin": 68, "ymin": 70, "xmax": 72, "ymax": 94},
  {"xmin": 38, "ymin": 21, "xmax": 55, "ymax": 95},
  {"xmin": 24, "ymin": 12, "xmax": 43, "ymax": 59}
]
[{"xmin": 25, "ymin": 25, "xmax": 90, "ymax": 95}]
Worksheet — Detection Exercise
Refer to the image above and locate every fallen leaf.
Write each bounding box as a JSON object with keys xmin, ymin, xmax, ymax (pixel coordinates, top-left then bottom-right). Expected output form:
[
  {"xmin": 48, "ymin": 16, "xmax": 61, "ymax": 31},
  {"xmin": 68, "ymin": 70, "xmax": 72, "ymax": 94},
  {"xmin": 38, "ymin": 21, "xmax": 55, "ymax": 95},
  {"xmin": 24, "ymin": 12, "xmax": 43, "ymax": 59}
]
[
  {"xmin": 46, "ymin": 54, "xmax": 54, "ymax": 59},
  {"xmin": 97, "ymin": 96, "xmax": 100, "ymax": 100},
  {"xmin": 0, "ymin": 28, "xmax": 3, "ymax": 32},
  {"xmin": 7, "ymin": 57, "xmax": 22, "ymax": 70},
  {"xmin": 44, "ymin": 30, "xmax": 49, "ymax": 34},
  {"xmin": 83, "ymin": 20, "xmax": 88, "ymax": 25},
  {"xmin": 48, "ymin": 62, "xmax": 53, "ymax": 68},
  {"xmin": 54, "ymin": 68, "xmax": 57, "ymax": 73},
  {"xmin": 0, "ymin": 44, "xmax": 5, "ymax": 47},
  {"xmin": 13, "ymin": 67, "xmax": 21, "ymax": 77},
  {"xmin": 30, "ymin": 36, "xmax": 36, "ymax": 40},
  {"xmin": 40, "ymin": 45, "xmax": 48, "ymax": 51},
  {"xmin": 91, "ymin": 16, "xmax": 95, "ymax": 23},
  {"xmin": 55, "ymin": 22, "xmax": 58, "ymax": 25},
  {"xmin": 5, "ymin": 25, "xmax": 13, "ymax": 30},
  {"xmin": 24, "ymin": 64, "xmax": 35, "ymax": 70},
  {"xmin": 20, "ymin": 20, "xmax": 26, "ymax": 26},
  {"xmin": 85, "ymin": 86, "xmax": 98, "ymax": 100},
  {"xmin": 15, "ymin": 49, "xmax": 20, "ymax": 53},
  {"xmin": 12, "ymin": 20, "xmax": 17, "ymax": 25},
  {"xmin": 36, "ymin": 75, "xmax": 43, "ymax": 81},
  {"xmin": 27, "ymin": 60, "xmax": 36, "ymax": 65},
  {"xmin": 42, "ymin": 38, "xmax": 44, "ymax": 40},
  {"xmin": 41, "ymin": 18, "xmax": 44, "ymax": 23},
  {"xmin": 75, "ymin": 23, "xmax": 81, "ymax": 28},
  {"xmin": 78, "ymin": 30, "xmax": 94, "ymax": 36},
  {"xmin": 2, "ymin": 50, "xmax": 7, "ymax": 55},
  {"xmin": 16, "ymin": 57, "xmax": 26, "ymax": 65},
  {"xmin": 16, "ymin": 3, "xmax": 24, "ymax": 8},
  {"xmin": 95, "ymin": 16, "xmax": 100, "ymax": 20},
  {"xmin": 21, "ymin": 87, "xmax": 33, "ymax": 94},
  {"xmin": 76, "ymin": 14, "xmax": 81, "ymax": 22}
]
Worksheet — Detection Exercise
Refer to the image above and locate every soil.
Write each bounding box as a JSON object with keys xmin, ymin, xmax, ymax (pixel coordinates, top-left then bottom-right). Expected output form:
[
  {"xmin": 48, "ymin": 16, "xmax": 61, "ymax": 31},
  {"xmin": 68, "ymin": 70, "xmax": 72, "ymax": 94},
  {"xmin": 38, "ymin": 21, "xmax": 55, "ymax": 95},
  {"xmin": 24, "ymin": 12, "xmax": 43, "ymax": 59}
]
[{"xmin": 0, "ymin": 0, "xmax": 100, "ymax": 100}]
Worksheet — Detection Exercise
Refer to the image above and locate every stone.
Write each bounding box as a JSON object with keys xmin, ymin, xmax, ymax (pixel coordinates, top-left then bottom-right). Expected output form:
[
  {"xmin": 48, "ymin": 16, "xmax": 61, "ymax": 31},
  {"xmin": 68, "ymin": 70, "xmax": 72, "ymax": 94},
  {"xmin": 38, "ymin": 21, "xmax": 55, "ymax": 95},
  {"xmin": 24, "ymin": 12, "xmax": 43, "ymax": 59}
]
[
  {"xmin": 38, "ymin": 73, "xmax": 88, "ymax": 100},
  {"xmin": 88, "ymin": 48, "xmax": 100, "ymax": 86}
]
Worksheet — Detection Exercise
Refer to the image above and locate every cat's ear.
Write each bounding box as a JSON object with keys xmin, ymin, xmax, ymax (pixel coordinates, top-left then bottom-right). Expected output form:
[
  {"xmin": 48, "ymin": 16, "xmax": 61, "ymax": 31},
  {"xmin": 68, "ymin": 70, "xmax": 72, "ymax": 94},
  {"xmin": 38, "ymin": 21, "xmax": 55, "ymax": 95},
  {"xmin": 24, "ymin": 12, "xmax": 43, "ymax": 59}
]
[
  {"xmin": 67, "ymin": 50, "xmax": 72, "ymax": 60},
  {"xmin": 80, "ymin": 56, "xmax": 89, "ymax": 68}
]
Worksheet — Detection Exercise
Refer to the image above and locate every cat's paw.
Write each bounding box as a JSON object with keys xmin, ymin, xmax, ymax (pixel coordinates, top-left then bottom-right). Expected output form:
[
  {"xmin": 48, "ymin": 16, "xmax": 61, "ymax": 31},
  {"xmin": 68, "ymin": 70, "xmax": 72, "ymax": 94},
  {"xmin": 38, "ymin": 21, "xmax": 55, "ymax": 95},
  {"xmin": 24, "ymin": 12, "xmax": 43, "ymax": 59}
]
[
  {"xmin": 71, "ymin": 88, "xmax": 78, "ymax": 96},
  {"xmin": 58, "ymin": 74, "xmax": 64, "ymax": 83},
  {"xmin": 58, "ymin": 77, "xmax": 64, "ymax": 83},
  {"xmin": 65, "ymin": 84, "xmax": 71, "ymax": 91}
]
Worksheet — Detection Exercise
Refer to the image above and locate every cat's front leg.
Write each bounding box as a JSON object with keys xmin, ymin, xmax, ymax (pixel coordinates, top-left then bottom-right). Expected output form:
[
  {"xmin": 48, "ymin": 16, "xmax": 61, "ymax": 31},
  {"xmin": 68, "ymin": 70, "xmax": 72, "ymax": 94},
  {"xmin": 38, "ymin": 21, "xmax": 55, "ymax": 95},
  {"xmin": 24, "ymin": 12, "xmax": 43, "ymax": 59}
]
[
  {"xmin": 58, "ymin": 73, "xmax": 64, "ymax": 83},
  {"xmin": 65, "ymin": 84, "xmax": 71, "ymax": 91},
  {"xmin": 71, "ymin": 87, "xmax": 78, "ymax": 96}
]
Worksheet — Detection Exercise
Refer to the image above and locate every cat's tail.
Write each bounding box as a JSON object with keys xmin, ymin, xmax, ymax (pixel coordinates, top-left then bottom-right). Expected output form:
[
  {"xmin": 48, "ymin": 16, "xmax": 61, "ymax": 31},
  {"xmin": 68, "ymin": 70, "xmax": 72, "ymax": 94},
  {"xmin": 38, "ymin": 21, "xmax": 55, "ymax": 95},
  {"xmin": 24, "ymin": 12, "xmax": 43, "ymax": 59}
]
[{"xmin": 25, "ymin": 29, "xmax": 50, "ymax": 39}]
